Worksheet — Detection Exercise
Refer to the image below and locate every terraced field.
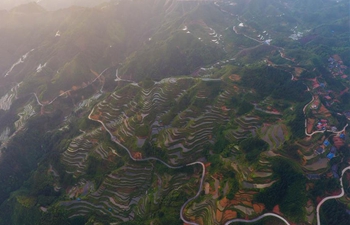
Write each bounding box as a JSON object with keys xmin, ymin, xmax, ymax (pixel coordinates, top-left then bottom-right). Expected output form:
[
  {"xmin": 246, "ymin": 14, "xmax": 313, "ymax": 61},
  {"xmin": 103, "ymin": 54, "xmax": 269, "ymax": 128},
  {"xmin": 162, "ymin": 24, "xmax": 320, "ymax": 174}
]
[
  {"xmin": 0, "ymin": 127, "xmax": 10, "ymax": 143},
  {"xmin": 61, "ymin": 128, "xmax": 106, "ymax": 175},
  {"xmin": 261, "ymin": 124, "xmax": 286, "ymax": 150},
  {"xmin": 0, "ymin": 1, "xmax": 349, "ymax": 224},
  {"xmin": 185, "ymin": 198, "xmax": 218, "ymax": 224},
  {"xmin": 61, "ymin": 163, "xmax": 154, "ymax": 222},
  {"xmin": 14, "ymin": 104, "xmax": 36, "ymax": 129},
  {"xmin": 89, "ymin": 78, "xmax": 233, "ymax": 165},
  {"xmin": 0, "ymin": 83, "xmax": 21, "ymax": 111},
  {"xmin": 232, "ymin": 155, "xmax": 275, "ymax": 190},
  {"xmin": 60, "ymin": 158, "xmax": 193, "ymax": 222},
  {"xmin": 59, "ymin": 78, "xmax": 236, "ymax": 222},
  {"xmin": 185, "ymin": 190, "xmax": 267, "ymax": 225},
  {"xmin": 74, "ymin": 93, "xmax": 102, "ymax": 112},
  {"xmin": 59, "ymin": 76, "xmax": 295, "ymax": 223},
  {"xmin": 57, "ymin": 74, "xmax": 308, "ymax": 224},
  {"xmin": 226, "ymin": 116, "xmax": 260, "ymax": 141}
]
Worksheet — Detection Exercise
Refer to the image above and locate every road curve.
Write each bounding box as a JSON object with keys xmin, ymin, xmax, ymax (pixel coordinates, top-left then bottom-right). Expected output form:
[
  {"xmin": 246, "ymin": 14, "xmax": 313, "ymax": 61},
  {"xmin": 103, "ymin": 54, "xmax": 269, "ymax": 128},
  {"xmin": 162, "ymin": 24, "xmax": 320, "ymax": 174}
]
[
  {"xmin": 88, "ymin": 109, "xmax": 206, "ymax": 225},
  {"xmin": 316, "ymin": 166, "xmax": 350, "ymax": 225},
  {"xmin": 88, "ymin": 110, "xmax": 183, "ymax": 169},
  {"xmin": 226, "ymin": 6, "xmax": 348, "ymax": 225},
  {"xmin": 225, "ymin": 213, "xmax": 290, "ymax": 225},
  {"xmin": 89, "ymin": 107, "xmax": 291, "ymax": 225},
  {"xmin": 303, "ymin": 94, "xmax": 348, "ymax": 137},
  {"xmin": 33, "ymin": 93, "xmax": 44, "ymax": 106},
  {"xmin": 180, "ymin": 162, "xmax": 206, "ymax": 225}
]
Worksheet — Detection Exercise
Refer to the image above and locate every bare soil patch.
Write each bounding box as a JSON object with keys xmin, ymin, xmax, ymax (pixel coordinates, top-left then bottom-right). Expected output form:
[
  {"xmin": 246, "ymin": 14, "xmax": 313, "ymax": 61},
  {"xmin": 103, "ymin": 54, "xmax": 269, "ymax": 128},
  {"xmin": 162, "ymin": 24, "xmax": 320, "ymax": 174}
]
[
  {"xmin": 229, "ymin": 74, "xmax": 241, "ymax": 82},
  {"xmin": 307, "ymin": 118, "xmax": 315, "ymax": 134},
  {"xmin": 295, "ymin": 67, "xmax": 304, "ymax": 77},
  {"xmin": 318, "ymin": 104, "xmax": 331, "ymax": 117}
]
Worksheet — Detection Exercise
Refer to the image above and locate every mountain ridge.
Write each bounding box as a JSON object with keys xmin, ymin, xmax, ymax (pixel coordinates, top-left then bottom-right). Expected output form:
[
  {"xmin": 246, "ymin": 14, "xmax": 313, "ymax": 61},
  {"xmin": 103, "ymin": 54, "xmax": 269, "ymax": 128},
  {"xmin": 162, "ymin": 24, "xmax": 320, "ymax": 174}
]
[{"xmin": 0, "ymin": 0, "xmax": 349, "ymax": 224}]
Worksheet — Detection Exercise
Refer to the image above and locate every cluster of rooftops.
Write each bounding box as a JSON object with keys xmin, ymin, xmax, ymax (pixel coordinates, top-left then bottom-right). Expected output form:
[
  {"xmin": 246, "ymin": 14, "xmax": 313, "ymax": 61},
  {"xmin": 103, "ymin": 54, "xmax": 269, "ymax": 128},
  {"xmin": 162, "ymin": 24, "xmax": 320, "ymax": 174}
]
[{"xmin": 315, "ymin": 133, "xmax": 345, "ymax": 160}]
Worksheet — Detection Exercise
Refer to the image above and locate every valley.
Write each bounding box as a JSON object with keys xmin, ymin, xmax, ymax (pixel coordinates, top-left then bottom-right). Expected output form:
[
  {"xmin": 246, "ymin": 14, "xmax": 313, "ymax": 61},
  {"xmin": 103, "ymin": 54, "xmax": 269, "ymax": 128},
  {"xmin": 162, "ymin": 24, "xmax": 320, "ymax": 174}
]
[{"xmin": 0, "ymin": 0, "xmax": 349, "ymax": 225}]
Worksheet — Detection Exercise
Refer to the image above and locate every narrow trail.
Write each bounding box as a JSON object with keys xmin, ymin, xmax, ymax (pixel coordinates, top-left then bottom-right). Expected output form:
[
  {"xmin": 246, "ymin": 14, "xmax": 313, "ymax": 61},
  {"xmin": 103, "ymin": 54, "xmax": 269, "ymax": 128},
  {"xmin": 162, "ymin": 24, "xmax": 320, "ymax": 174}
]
[
  {"xmin": 232, "ymin": 25, "xmax": 263, "ymax": 44},
  {"xmin": 33, "ymin": 67, "xmax": 109, "ymax": 107},
  {"xmin": 114, "ymin": 69, "xmax": 138, "ymax": 85},
  {"xmin": 231, "ymin": 44, "xmax": 264, "ymax": 61},
  {"xmin": 277, "ymin": 49, "xmax": 294, "ymax": 62},
  {"xmin": 253, "ymin": 103, "xmax": 282, "ymax": 115}
]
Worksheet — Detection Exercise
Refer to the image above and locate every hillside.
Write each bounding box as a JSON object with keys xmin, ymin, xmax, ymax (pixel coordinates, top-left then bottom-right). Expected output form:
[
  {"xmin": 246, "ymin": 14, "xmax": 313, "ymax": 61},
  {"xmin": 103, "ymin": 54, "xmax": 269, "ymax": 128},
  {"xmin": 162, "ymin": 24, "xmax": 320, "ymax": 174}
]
[{"xmin": 0, "ymin": 0, "xmax": 349, "ymax": 225}]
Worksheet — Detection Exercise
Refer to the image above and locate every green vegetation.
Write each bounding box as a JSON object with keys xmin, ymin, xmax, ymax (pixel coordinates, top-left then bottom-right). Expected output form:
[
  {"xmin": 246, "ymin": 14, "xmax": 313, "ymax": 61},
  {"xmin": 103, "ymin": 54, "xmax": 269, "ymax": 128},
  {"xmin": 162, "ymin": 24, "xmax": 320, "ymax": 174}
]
[
  {"xmin": 239, "ymin": 137, "xmax": 268, "ymax": 163},
  {"xmin": 121, "ymin": 31, "xmax": 224, "ymax": 81},
  {"xmin": 256, "ymin": 158, "xmax": 307, "ymax": 222},
  {"xmin": 241, "ymin": 65, "xmax": 309, "ymax": 102},
  {"xmin": 135, "ymin": 124, "xmax": 150, "ymax": 137},
  {"xmin": 281, "ymin": 144, "xmax": 302, "ymax": 162},
  {"xmin": 0, "ymin": 0, "xmax": 349, "ymax": 224},
  {"xmin": 0, "ymin": 112, "xmax": 62, "ymax": 204},
  {"xmin": 320, "ymin": 200, "xmax": 350, "ymax": 225},
  {"xmin": 224, "ymin": 170, "xmax": 240, "ymax": 200},
  {"xmin": 237, "ymin": 100, "xmax": 254, "ymax": 116},
  {"xmin": 287, "ymin": 103, "xmax": 307, "ymax": 139},
  {"xmin": 311, "ymin": 178, "xmax": 340, "ymax": 201},
  {"xmin": 142, "ymin": 141, "xmax": 168, "ymax": 160}
]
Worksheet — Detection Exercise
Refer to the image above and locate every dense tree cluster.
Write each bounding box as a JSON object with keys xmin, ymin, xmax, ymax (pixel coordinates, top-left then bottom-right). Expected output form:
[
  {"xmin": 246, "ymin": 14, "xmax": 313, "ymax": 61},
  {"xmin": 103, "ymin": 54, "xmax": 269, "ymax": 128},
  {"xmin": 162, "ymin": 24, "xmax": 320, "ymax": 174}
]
[
  {"xmin": 287, "ymin": 103, "xmax": 306, "ymax": 139},
  {"xmin": 239, "ymin": 137, "xmax": 268, "ymax": 163},
  {"xmin": 256, "ymin": 158, "xmax": 307, "ymax": 222},
  {"xmin": 320, "ymin": 200, "xmax": 350, "ymax": 225},
  {"xmin": 241, "ymin": 65, "xmax": 309, "ymax": 102}
]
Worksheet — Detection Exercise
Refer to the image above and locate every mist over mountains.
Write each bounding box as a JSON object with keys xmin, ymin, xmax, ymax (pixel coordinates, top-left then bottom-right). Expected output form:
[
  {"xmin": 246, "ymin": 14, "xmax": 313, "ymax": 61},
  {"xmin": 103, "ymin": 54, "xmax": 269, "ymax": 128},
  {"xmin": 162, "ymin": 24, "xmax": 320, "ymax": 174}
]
[
  {"xmin": 0, "ymin": 0, "xmax": 349, "ymax": 224},
  {"xmin": 0, "ymin": 0, "xmax": 109, "ymax": 11}
]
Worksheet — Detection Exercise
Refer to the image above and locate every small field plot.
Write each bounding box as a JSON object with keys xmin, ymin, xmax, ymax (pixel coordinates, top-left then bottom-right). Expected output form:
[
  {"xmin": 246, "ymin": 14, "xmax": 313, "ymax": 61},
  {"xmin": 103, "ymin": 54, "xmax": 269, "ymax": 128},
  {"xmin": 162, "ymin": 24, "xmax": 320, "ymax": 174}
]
[{"xmin": 260, "ymin": 124, "xmax": 286, "ymax": 150}]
